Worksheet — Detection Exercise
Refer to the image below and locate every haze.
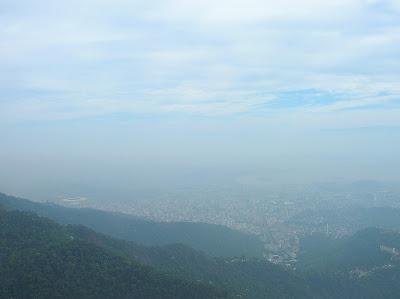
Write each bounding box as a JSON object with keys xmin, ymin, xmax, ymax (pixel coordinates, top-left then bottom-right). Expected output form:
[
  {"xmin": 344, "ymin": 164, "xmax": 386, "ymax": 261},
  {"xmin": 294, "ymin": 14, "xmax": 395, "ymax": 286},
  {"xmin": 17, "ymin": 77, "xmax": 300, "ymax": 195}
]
[{"xmin": 1, "ymin": 0, "xmax": 400, "ymax": 203}]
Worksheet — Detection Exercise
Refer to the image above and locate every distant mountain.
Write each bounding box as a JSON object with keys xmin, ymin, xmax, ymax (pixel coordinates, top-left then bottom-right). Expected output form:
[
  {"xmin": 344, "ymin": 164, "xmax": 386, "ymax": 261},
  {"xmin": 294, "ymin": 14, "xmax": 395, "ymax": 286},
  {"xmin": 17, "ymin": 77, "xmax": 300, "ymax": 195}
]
[
  {"xmin": 0, "ymin": 192, "xmax": 264, "ymax": 258},
  {"xmin": 298, "ymin": 228, "xmax": 400, "ymax": 271},
  {"xmin": 0, "ymin": 196, "xmax": 309, "ymax": 299},
  {"xmin": 345, "ymin": 207, "xmax": 400, "ymax": 231},
  {"xmin": 3, "ymin": 192, "xmax": 400, "ymax": 298},
  {"xmin": 0, "ymin": 207, "xmax": 228, "ymax": 299},
  {"xmin": 0, "ymin": 203, "xmax": 311, "ymax": 299},
  {"xmin": 68, "ymin": 225, "xmax": 311, "ymax": 299},
  {"xmin": 289, "ymin": 206, "xmax": 400, "ymax": 234},
  {"xmin": 298, "ymin": 228, "xmax": 400, "ymax": 299}
]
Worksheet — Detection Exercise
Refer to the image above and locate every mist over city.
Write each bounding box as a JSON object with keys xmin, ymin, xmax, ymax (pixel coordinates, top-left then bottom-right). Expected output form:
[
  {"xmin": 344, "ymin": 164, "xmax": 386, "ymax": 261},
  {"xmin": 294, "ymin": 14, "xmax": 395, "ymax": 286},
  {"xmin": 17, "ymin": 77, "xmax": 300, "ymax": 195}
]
[{"xmin": 1, "ymin": 0, "xmax": 400, "ymax": 298}]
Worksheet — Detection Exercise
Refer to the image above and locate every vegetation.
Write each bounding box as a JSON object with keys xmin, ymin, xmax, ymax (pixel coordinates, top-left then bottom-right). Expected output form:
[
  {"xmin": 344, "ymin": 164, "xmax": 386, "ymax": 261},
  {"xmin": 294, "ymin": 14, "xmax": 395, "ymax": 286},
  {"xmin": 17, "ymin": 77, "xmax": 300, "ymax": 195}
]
[
  {"xmin": 0, "ymin": 208, "xmax": 228, "ymax": 299},
  {"xmin": 298, "ymin": 228, "xmax": 400, "ymax": 298},
  {"xmin": 3, "ymin": 192, "xmax": 400, "ymax": 298},
  {"xmin": 68, "ymin": 225, "xmax": 312, "ymax": 298},
  {"xmin": 0, "ymin": 192, "xmax": 264, "ymax": 258},
  {"xmin": 298, "ymin": 228, "xmax": 400, "ymax": 271}
]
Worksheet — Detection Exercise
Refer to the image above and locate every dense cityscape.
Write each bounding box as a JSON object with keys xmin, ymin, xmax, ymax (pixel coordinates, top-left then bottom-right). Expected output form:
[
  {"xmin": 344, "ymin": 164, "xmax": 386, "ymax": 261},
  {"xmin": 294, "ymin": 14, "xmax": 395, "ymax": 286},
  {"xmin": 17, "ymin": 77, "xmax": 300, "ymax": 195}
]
[{"xmin": 53, "ymin": 181, "xmax": 400, "ymax": 266}]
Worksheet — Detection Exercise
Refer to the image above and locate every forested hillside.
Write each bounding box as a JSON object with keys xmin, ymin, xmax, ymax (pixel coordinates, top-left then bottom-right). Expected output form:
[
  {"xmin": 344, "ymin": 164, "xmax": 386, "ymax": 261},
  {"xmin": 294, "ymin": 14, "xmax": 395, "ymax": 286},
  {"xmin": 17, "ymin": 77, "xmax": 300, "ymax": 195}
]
[
  {"xmin": 0, "ymin": 193, "xmax": 264, "ymax": 258},
  {"xmin": 298, "ymin": 228, "xmax": 400, "ymax": 298},
  {"xmin": 68, "ymin": 225, "xmax": 311, "ymax": 299},
  {"xmin": 3, "ymin": 192, "xmax": 400, "ymax": 298},
  {"xmin": 0, "ymin": 207, "xmax": 228, "ymax": 299},
  {"xmin": 298, "ymin": 228, "xmax": 400, "ymax": 271}
]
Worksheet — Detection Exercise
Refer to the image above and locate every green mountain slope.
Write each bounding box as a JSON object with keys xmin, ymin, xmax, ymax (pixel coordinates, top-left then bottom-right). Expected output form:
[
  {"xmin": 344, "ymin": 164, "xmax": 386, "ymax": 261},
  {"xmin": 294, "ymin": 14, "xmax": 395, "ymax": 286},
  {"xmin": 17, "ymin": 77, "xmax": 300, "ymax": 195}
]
[
  {"xmin": 0, "ymin": 207, "xmax": 229, "ymax": 299},
  {"xmin": 3, "ymin": 192, "xmax": 400, "ymax": 298},
  {"xmin": 298, "ymin": 228, "xmax": 400, "ymax": 271},
  {"xmin": 0, "ymin": 192, "xmax": 264, "ymax": 258},
  {"xmin": 298, "ymin": 228, "xmax": 400, "ymax": 299},
  {"xmin": 68, "ymin": 224, "xmax": 312, "ymax": 299}
]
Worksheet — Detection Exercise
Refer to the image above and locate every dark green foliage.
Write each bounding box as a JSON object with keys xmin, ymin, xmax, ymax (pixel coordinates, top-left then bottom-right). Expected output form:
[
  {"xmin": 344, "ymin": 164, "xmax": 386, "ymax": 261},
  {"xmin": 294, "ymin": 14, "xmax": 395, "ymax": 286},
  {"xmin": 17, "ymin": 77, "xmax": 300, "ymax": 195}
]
[
  {"xmin": 304, "ymin": 266, "xmax": 400, "ymax": 299},
  {"xmin": 3, "ymin": 192, "xmax": 400, "ymax": 298},
  {"xmin": 298, "ymin": 228, "xmax": 400, "ymax": 298},
  {"xmin": 0, "ymin": 192, "xmax": 264, "ymax": 258},
  {"xmin": 67, "ymin": 225, "xmax": 312, "ymax": 298},
  {"xmin": 0, "ymin": 208, "xmax": 228, "ymax": 299},
  {"xmin": 298, "ymin": 228, "xmax": 400, "ymax": 272},
  {"xmin": 0, "ymin": 197, "xmax": 312, "ymax": 299}
]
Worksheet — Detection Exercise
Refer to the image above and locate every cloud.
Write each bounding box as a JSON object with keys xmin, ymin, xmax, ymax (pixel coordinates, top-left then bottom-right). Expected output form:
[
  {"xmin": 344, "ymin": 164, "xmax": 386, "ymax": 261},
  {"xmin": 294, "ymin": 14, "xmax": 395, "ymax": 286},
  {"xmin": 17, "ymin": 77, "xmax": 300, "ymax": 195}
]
[{"xmin": 0, "ymin": 0, "xmax": 399, "ymax": 128}]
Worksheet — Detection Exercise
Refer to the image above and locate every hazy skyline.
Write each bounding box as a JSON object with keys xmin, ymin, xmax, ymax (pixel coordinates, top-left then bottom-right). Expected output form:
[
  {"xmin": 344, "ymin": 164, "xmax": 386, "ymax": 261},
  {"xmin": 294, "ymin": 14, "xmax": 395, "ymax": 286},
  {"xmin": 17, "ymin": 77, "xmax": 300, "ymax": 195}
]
[{"xmin": 1, "ymin": 0, "xmax": 400, "ymax": 199}]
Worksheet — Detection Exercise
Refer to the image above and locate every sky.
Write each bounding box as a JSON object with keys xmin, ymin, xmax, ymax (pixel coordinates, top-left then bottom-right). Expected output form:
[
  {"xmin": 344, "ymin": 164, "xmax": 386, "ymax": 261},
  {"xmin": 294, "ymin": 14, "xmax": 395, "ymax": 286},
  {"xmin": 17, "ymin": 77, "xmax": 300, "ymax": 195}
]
[{"xmin": 1, "ymin": 0, "xmax": 400, "ymax": 200}]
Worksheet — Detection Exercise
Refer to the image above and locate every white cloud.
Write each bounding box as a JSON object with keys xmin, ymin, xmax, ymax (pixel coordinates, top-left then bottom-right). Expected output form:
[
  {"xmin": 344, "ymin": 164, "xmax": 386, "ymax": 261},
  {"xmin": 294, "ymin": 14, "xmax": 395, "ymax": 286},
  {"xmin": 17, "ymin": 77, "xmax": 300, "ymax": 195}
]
[{"xmin": 0, "ymin": 0, "xmax": 399, "ymax": 127}]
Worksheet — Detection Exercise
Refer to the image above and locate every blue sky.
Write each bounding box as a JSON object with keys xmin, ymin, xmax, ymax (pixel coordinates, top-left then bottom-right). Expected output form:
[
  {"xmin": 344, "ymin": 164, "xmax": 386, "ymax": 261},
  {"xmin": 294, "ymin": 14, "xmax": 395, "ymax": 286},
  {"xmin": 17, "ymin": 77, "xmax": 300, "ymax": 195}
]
[
  {"xmin": 1, "ymin": 0, "xmax": 400, "ymax": 198},
  {"xmin": 1, "ymin": 0, "xmax": 400, "ymax": 123}
]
